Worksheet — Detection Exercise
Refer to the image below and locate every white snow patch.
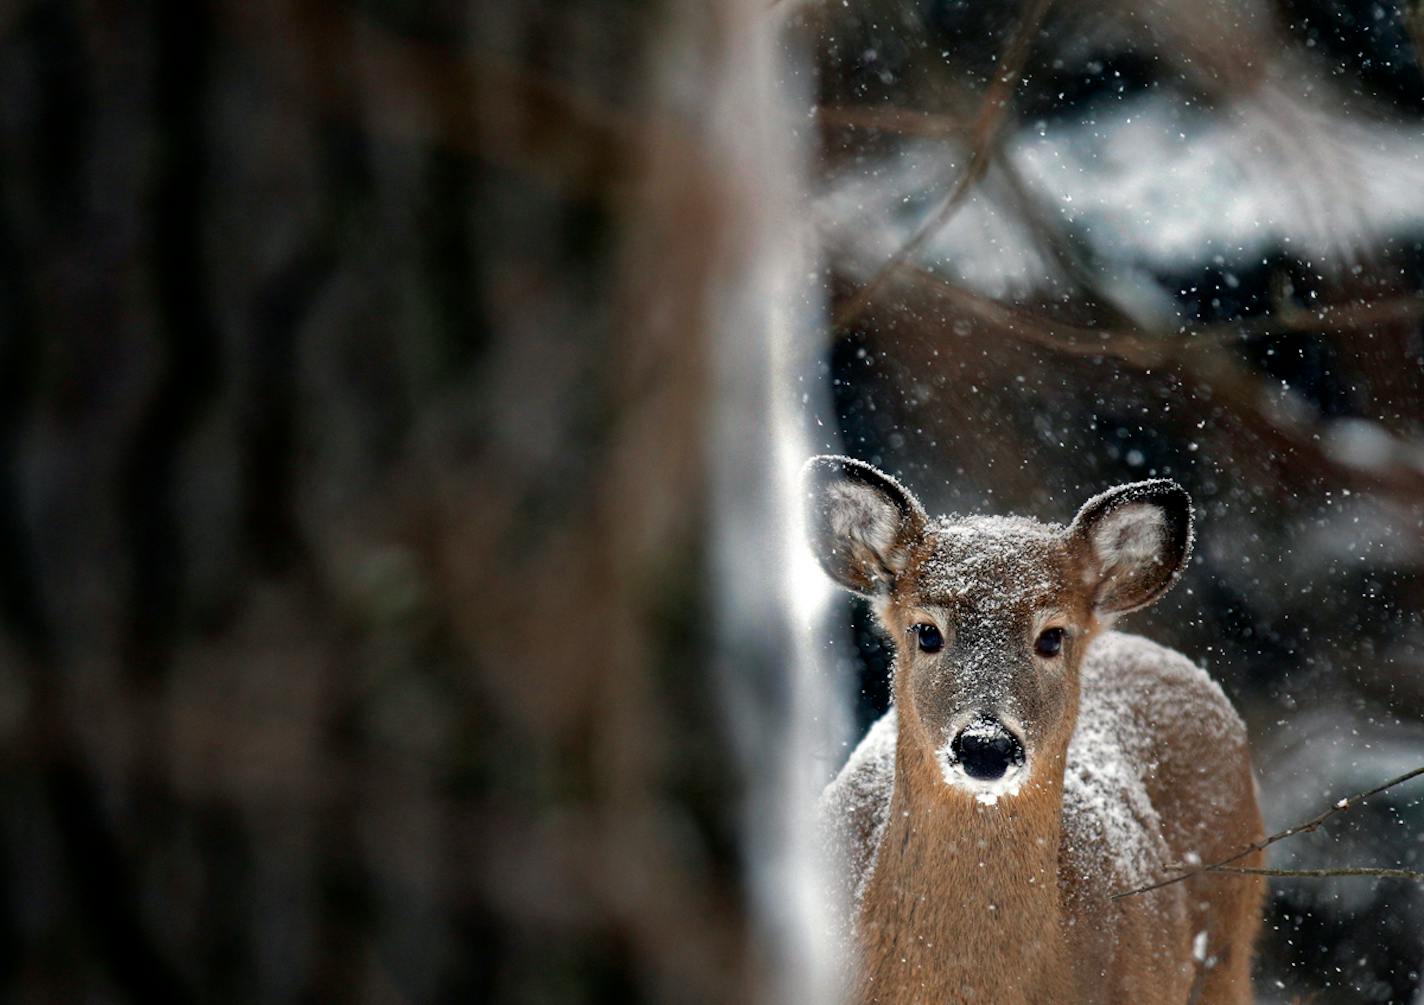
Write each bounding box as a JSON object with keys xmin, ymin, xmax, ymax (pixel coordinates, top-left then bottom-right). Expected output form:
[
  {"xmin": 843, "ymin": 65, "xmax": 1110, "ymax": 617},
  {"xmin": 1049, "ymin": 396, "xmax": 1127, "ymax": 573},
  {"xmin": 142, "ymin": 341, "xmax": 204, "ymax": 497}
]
[
  {"xmin": 1322, "ymin": 418, "xmax": 1397, "ymax": 474},
  {"xmin": 817, "ymin": 79, "xmax": 1424, "ymax": 299}
]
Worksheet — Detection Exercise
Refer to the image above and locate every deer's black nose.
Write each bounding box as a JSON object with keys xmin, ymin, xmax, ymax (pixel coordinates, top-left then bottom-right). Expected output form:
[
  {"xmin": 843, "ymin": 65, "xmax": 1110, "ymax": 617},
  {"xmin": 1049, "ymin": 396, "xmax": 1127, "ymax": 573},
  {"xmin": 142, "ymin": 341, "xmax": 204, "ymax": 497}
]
[{"xmin": 951, "ymin": 719, "xmax": 1025, "ymax": 781}]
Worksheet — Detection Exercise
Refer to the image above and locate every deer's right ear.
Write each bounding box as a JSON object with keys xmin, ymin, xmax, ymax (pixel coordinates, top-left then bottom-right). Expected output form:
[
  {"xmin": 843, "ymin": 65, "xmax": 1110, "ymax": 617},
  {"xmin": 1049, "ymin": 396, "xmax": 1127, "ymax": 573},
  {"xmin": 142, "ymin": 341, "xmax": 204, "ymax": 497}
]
[
  {"xmin": 1069, "ymin": 479, "xmax": 1194, "ymax": 616},
  {"xmin": 801, "ymin": 456, "xmax": 927, "ymax": 598}
]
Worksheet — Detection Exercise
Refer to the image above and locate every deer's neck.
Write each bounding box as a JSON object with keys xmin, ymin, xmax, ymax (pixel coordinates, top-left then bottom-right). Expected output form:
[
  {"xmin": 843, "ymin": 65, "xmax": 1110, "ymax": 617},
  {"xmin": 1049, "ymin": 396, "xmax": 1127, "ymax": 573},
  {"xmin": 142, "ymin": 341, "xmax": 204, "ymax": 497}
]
[{"xmin": 856, "ymin": 736, "xmax": 1071, "ymax": 1004}]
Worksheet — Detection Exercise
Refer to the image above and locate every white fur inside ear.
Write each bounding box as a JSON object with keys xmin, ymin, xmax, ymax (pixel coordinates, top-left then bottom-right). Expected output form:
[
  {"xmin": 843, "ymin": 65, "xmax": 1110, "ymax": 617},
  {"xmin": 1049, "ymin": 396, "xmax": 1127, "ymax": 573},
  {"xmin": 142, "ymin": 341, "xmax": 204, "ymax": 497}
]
[
  {"xmin": 1090, "ymin": 501, "xmax": 1165, "ymax": 574},
  {"xmin": 827, "ymin": 480, "xmax": 904, "ymax": 571}
]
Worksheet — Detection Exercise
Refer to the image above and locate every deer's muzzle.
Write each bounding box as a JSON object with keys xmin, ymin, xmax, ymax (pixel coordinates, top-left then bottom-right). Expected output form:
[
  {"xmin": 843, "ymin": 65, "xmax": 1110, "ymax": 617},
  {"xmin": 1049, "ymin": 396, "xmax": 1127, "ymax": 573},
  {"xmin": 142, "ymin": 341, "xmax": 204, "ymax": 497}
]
[{"xmin": 949, "ymin": 718, "xmax": 1026, "ymax": 782}]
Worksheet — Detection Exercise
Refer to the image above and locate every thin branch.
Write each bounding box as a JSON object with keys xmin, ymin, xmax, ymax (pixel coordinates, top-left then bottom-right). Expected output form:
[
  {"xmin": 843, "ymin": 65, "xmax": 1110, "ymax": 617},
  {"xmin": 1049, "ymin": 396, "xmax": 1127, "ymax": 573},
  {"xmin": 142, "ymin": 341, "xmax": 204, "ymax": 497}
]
[
  {"xmin": 1200, "ymin": 865, "xmax": 1424, "ymax": 882},
  {"xmin": 1111, "ymin": 763, "xmax": 1424, "ymax": 901},
  {"xmin": 831, "ymin": 0, "xmax": 1055, "ymax": 331}
]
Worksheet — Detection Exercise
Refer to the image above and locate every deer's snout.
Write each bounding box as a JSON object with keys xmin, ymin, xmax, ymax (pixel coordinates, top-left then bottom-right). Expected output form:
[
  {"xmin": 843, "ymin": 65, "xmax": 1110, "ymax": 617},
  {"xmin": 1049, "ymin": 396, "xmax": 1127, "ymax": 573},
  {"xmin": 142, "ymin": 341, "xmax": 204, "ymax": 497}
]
[{"xmin": 949, "ymin": 718, "xmax": 1025, "ymax": 782}]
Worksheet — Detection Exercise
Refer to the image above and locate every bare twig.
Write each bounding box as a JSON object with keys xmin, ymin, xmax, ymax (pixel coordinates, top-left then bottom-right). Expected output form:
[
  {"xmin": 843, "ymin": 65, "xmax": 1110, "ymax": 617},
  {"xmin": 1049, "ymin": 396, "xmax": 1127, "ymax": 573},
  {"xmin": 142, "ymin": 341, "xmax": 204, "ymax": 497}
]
[
  {"xmin": 831, "ymin": 0, "xmax": 1055, "ymax": 330},
  {"xmin": 1112, "ymin": 763, "xmax": 1424, "ymax": 901},
  {"xmin": 1199, "ymin": 865, "xmax": 1424, "ymax": 882}
]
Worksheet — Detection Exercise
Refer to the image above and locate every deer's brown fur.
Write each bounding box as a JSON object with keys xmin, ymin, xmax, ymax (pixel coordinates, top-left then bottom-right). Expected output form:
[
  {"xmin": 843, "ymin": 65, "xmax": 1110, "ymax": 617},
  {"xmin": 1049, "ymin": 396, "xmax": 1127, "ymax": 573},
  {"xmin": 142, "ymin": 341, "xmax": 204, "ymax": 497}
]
[{"xmin": 807, "ymin": 457, "xmax": 1265, "ymax": 1004}]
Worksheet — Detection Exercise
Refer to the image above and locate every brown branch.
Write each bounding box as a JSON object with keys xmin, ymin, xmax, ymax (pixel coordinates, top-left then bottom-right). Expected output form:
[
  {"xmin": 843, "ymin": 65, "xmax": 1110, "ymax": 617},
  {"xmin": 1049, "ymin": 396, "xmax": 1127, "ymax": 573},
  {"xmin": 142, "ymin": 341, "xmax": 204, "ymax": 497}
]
[
  {"xmin": 1111, "ymin": 763, "xmax": 1424, "ymax": 901},
  {"xmin": 1276, "ymin": 291, "xmax": 1424, "ymax": 333},
  {"xmin": 831, "ymin": 0, "xmax": 1055, "ymax": 330},
  {"xmin": 891, "ymin": 265, "xmax": 1424, "ymax": 505}
]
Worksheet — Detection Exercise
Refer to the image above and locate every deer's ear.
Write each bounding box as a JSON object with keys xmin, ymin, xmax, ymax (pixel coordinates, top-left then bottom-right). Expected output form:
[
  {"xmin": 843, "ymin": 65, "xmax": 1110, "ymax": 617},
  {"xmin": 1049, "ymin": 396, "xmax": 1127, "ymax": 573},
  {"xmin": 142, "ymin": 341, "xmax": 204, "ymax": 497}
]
[
  {"xmin": 802, "ymin": 456, "xmax": 927, "ymax": 598},
  {"xmin": 1070, "ymin": 479, "xmax": 1193, "ymax": 616}
]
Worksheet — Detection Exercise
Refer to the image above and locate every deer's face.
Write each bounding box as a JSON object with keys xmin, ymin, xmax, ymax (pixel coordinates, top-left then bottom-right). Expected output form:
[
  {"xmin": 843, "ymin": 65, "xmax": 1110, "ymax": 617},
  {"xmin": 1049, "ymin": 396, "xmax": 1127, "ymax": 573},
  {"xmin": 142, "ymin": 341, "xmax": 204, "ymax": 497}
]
[{"xmin": 804, "ymin": 456, "xmax": 1193, "ymax": 803}]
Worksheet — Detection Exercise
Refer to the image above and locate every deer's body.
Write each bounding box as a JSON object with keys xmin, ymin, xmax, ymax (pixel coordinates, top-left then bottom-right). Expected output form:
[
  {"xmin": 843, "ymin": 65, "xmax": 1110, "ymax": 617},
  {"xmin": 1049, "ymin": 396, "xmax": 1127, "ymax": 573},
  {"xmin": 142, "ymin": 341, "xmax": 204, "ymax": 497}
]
[
  {"xmin": 803, "ymin": 459, "xmax": 1265, "ymax": 1004},
  {"xmin": 824, "ymin": 632, "xmax": 1264, "ymax": 1003}
]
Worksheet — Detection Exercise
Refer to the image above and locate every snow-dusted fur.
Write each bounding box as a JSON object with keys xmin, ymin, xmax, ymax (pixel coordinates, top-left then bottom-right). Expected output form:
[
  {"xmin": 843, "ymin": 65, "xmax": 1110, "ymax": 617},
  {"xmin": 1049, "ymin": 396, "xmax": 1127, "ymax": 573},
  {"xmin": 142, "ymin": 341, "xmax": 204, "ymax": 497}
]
[
  {"xmin": 805, "ymin": 457, "xmax": 1264, "ymax": 1004},
  {"xmin": 822, "ymin": 634, "xmax": 1263, "ymax": 1003}
]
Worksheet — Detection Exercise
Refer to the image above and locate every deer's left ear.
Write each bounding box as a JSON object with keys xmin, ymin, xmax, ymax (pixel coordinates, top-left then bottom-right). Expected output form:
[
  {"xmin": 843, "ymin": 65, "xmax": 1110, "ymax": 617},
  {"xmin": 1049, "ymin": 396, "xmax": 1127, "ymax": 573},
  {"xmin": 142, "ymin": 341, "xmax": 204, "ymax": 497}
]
[{"xmin": 1069, "ymin": 479, "xmax": 1194, "ymax": 616}]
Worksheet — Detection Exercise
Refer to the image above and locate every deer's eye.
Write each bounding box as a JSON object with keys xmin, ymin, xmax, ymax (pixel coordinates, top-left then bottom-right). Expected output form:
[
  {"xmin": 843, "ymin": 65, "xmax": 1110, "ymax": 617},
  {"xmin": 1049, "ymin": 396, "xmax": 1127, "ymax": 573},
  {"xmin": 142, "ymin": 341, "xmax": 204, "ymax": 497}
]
[
  {"xmin": 912, "ymin": 623, "xmax": 944, "ymax": 654},
  {"xmin": 1034, "ymin": 627, "xmax": 1066, "ymax": 658}
]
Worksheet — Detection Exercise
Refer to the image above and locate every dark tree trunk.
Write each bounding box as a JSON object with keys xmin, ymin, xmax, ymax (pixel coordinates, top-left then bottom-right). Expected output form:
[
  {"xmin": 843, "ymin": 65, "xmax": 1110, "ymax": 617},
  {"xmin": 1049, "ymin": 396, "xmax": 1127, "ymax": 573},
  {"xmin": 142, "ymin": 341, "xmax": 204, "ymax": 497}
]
[{"xmin": 0, "ymin": 2, "xmax": 793, "ymax": 1001}]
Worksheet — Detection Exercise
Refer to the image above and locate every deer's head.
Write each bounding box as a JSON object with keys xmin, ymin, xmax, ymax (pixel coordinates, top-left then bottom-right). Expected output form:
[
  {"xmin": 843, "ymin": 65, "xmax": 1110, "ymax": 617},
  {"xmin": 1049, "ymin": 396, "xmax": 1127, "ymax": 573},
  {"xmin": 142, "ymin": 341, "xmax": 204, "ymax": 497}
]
[{"xmin": 804, "ymin": 456, "xmax": 1193, "ymax": 803}]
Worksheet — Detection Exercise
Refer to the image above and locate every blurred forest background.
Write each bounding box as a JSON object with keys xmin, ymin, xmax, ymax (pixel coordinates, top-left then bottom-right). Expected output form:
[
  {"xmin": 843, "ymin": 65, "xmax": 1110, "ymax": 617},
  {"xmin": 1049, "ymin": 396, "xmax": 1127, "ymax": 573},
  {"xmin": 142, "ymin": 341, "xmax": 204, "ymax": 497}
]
[{"xmin": 1, "ymin": 0, "xmax": 1423, "ymax": 1003}]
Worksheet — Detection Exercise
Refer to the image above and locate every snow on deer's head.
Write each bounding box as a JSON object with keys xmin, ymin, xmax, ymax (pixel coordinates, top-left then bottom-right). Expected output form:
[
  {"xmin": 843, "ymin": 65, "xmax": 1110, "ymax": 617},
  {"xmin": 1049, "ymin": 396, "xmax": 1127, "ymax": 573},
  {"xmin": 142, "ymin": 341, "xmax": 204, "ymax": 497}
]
[{"xmin": 803, "ymin": 456, "xmax": 1193, "ymax": 803}]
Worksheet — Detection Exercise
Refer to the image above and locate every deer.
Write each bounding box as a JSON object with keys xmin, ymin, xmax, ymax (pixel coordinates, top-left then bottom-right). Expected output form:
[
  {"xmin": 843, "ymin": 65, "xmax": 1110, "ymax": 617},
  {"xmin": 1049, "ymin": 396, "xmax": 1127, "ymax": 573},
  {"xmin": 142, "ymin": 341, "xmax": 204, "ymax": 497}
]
[{"xmin": 804, "ymin": 455, "xmax": 1265, "ymax": 1004}]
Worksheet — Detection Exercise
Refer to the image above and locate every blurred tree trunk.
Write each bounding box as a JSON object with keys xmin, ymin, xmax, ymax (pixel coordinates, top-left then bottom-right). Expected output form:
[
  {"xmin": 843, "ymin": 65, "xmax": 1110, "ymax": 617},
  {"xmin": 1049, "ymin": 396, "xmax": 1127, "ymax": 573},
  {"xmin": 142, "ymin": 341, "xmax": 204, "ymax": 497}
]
[{"xmin": 0, "ymin": 1, "xmax": 784, "ymax": 1001}]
